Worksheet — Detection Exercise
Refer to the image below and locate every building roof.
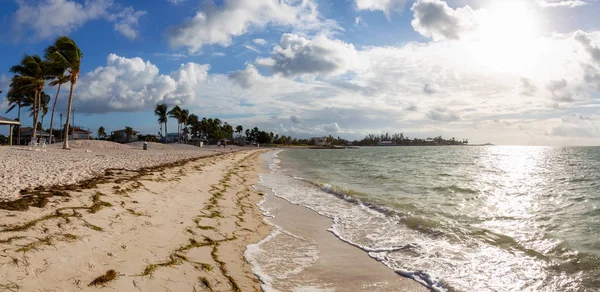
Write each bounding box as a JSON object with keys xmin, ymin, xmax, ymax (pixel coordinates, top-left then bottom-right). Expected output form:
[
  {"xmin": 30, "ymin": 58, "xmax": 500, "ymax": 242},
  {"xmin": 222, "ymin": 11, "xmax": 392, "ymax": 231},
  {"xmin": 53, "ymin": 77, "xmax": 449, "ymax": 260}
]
[
  {"xmin": 73, "ymin": 127, "xmax": 92, "ymax": 134},
  {"xmin": 0, "ymin": 116, "xmax": 20, "ymax": 125},
  {"xmin": 20, "ymin": 127, "xmax": 51, "ymax": 137},
  {"xmin": 113, "ymin": 128, "xmax": 140, "ymax": 134}
]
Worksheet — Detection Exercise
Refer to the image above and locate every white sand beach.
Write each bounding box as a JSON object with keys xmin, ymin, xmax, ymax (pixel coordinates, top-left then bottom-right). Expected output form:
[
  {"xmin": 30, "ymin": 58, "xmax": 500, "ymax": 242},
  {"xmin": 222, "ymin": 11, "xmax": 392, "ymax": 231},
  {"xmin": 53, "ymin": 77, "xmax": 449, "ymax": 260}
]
[
  {"xmin": 0, "ymin": 143, "xmax": 270, "ymax": 291},
  {"xmin": 0, "ymin": 141, "xmax": 240, "ymax": 200}
]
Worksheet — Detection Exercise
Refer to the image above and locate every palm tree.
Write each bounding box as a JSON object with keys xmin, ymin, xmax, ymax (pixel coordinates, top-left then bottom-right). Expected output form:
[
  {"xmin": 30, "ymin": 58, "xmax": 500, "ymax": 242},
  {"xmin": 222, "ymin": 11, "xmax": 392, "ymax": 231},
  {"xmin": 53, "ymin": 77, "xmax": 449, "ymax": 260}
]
[
  {"xmin": 37, "ymin": 92, "xmax": 50, "ymax": 130},
  {"xmin": 168, "ymin": 105, "xmax": 182, "ymax": 143},
  {"xmin": 236, "ymin": 125, "xmax": 243, "ymax": 137},
  {"xmin": 45, "ymin": 36, "xmax": 82, "ymax": 149},
  {"xmin": 10, "ymin": 55, "xmax": 50, "ymax": 142},
  {"xmin": 45, "ymin": 57, "xmax": 70, "ymax": 144},
  {"xmin": 97, "ymin": 126, "xmax": 107, "ymax": 139},
  {"xmin": 154, "ymin": 103, "xmax": 168, "ymax": 143},
  {"xmin": 187, "ymin": 114, "xmax": 199, "ymax": 138},
  {"xmin": 180, "ymin": 109, "xmax": 189, "ymax": 143}
]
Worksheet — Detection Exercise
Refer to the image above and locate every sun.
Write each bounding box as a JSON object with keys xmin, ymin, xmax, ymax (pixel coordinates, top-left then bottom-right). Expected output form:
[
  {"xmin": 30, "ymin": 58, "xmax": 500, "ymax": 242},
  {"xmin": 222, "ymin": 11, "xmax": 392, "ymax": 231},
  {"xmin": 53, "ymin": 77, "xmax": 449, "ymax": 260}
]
[{"xmin": 471, "ymin": 1, "xmax": 544, "ymax": 75}]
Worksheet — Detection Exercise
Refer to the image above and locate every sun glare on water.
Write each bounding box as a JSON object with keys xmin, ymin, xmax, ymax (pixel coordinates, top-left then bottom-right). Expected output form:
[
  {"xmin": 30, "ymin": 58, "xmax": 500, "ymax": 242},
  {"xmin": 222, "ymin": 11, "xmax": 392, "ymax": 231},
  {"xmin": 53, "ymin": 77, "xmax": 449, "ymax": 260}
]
[{"xmin": 472, "ymin": 1, "xmax": 544, "ymax": 75}]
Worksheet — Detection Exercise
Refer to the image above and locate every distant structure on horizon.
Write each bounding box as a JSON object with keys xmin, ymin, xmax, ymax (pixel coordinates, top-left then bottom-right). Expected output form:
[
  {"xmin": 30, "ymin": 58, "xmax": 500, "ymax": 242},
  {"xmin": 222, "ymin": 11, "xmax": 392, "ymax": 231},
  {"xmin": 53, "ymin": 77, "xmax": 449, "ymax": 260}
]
[{"xmin": 376, "ymin": 141, "xmax": 394, "ymax": 146}]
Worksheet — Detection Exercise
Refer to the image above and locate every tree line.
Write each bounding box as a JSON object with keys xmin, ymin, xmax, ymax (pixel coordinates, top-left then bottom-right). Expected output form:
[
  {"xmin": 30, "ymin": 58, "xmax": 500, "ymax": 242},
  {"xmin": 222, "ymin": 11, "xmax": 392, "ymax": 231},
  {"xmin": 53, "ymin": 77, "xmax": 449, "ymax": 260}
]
[
  {"xmin": 354, "ymin": 133, "xmax": 468, "ymax": 146},
  {"xmin": 4, "ymin": 36, "xmax": 82, "ymax": 149}
]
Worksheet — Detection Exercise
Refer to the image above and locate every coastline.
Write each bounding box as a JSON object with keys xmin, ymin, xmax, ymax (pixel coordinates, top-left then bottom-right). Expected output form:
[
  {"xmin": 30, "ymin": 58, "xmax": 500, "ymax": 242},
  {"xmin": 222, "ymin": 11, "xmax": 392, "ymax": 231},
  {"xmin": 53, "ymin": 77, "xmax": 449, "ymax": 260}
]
[
  {"xmin": 0, "ymin": 147, "xmax": 270, "ymax": 291},
  {"xmin": 246, "ymin": 150, "xmax": 427, "ymax": 291}
]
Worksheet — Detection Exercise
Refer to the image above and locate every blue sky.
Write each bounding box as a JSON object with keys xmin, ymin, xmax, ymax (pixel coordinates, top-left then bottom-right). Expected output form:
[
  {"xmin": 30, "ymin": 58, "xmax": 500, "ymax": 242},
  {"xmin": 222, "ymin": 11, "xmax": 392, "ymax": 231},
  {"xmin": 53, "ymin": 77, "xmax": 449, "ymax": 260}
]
[{"xmin": 1, "ymin": 0, "xmax": 600, "ymax": 145}]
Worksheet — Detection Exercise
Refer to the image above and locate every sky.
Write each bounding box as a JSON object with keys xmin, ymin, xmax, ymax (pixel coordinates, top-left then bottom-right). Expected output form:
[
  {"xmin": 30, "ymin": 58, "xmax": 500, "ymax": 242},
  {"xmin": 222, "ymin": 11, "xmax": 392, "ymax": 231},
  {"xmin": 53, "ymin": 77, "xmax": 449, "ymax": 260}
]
[{"xmin": 0, "ymin": 0, "xmax": 600, "ymax": 145}]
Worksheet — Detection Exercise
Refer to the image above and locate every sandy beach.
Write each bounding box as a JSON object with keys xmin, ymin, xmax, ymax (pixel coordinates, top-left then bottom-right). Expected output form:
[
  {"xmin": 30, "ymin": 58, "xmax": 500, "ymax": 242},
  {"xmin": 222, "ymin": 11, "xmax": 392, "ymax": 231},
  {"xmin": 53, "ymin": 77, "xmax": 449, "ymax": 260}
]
[
  {"xmin": 0, "ymin": 141, "xmax": 241, "ymax": 200},
  {"xmin": 0, "ymin": 142, "xmax": 270, "ymax": 291}
]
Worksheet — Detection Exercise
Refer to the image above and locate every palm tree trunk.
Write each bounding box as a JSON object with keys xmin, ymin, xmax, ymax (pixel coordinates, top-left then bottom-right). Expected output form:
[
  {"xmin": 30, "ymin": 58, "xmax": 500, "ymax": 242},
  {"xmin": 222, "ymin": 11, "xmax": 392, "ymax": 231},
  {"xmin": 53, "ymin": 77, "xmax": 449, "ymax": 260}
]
[
  {"xmin": 17, "ymin": 103, "xmax": 21, "ymax": 145},
  {"xmin": 63, "ymin": 81, "xmax": 75, "ymax": 149},
  {"xmin": 165, "ymin": 121, "xmax": 168, "ymax": 144},
  {"xmin": 49, "ymin": 83, "xmax": 62, "ymax": 144},
  {"xmin": 32, "ymin": 90, "xmax": 39, "ymax": 142}
]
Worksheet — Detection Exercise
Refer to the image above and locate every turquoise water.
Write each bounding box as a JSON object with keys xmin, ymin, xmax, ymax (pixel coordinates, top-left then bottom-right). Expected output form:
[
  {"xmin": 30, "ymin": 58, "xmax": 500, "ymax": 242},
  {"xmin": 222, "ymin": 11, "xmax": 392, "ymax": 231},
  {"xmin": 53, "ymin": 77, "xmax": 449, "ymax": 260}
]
[{"xmin": 271, "ymin": 146, "xmax": 600, "ymax": 291}]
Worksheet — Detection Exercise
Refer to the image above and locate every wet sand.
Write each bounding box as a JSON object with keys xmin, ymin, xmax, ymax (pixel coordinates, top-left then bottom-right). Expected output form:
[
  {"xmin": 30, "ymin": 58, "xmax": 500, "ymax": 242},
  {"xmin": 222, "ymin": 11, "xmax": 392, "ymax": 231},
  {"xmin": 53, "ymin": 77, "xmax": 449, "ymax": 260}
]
[{"xmin": 247, "ymin": 192, "xmax": 427, "ymax": 291}]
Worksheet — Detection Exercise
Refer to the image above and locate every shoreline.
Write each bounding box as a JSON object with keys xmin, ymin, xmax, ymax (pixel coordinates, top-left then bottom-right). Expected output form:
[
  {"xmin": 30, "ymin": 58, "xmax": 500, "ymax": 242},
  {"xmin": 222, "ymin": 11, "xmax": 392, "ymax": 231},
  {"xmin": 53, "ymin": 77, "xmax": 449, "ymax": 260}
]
[
  {"xmin": 0, "ymin": 148, "xmax": 270, "ymax": 291},
  {"xmin": 246, "ymin": 150, "xmax": 427, "ymax": 291}
]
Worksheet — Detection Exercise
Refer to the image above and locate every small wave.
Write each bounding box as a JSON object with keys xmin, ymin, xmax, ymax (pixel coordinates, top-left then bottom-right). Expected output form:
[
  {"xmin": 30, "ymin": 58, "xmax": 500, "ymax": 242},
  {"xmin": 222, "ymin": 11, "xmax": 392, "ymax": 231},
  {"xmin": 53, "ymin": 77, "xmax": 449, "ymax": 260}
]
[
  {"xmin": 328, "ymin": 225, "xmax": 447, "ymax": 292},
  {"xmin": 433, "ymin": 185, "xmax": 478, "ymax": 194}
]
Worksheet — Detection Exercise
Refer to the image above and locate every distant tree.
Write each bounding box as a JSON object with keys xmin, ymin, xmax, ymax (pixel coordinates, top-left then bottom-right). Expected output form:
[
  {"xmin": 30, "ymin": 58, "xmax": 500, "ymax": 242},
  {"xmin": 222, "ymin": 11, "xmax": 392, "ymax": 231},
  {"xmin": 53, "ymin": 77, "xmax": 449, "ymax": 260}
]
[
  {"xmin": 154, "ymin": 103, "xmax": 168, "ymax": 143},
  {"xmin": 180, "ymin": 108, "xmax": 189, "ymax": 142},
  {"xmin": 97, "ymin": 126, "xmax": 107, "ymax": 139},
  {"xmin": 168, "ymin": 105, "xmax": 182, "ymax": 143},
  {"xmin": 235, "ymin": 125, "xmax": 243, "ymax": 137}
]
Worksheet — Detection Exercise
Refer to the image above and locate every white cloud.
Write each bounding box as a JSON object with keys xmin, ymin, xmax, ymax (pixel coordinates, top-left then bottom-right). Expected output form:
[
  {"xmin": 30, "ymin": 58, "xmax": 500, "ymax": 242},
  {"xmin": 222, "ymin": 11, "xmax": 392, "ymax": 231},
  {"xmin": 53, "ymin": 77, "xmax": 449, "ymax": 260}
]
[
  {"xmin": 426, "ymin": 107, "xmax": 460, "ymax": 121},
  {"xmin": 536, "ymin": 0, "xmax": 587, "ymax": 8},
  {"xmin": 75, "ymin": 54, "xmax": 209, "ymax": 113},
  {"xmin": 107, "ymin": 7, "xmax": 147, "ymax": 40},
  {"xmin": 11, "ymin": 0, "xmax": 146, "ymax": 40},
  {"xmin": 211, "ymin": 52, "xmax": 226, "ymax": 57},
  {"xmin": 549, "ymin": 114, "xmax": 599, "ymax": 138},
  {"xmin": 166, "ymin": 0, "xmax": 340, "ymax": 54},
  {"xmin": 244, "ymin": 44, "xmax": 261, "ymax": 53},
  {"xmin": 318, "ymin": 122, "xmax": 342, "ymax": 133},
  {"xmin": 410, "ymin": 0, "xmax": 477, "ymax": 41},
  {"xmin": 153, "ymin": 52, "xmax": 188, "ymax": 59},
  {"xmin": 520, "ymin": 78, "xmax": 538, "ymax": 96},
  {"xmin": 574, "ymin": 31, "xmax": 600, "ymax": 65},
  {"xmin": 423, "ymin": 83, "xmax": 439, "ymax": 94},
  {"xmin": 167, "ymin": 0, "xmax": 186, "ymax": 4},
  {"xmin": 253, "ymin": 38, "xmax": 267, "ymax": 45},
  {"xmin": 228, "ymin": 64, "xmax": 268, "ymax": 89},
  {"xmin": 546, "ymin": 79, "xmax": 575, "ymax": 102},
  {"xmin": 355, "ymin": 0, "xmax": 407, "ymax": 19},
  {"xmin": 255, "ymin": 33, "xmax": 361, "ymax": 77}
]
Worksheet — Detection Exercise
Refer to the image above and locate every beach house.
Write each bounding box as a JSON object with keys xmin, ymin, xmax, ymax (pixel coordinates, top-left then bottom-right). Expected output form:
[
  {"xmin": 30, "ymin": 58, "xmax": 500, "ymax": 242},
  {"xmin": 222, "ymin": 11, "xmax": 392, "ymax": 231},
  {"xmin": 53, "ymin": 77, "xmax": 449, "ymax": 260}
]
[
  {"xmin": 311, "ymin": 137, "xmax": 327, "ymax": 146},
  {"xmin": 71, "ymin": 127, "xmax": 92, "ymax": 140},
  {"xmin": 112, "ymin": 128, "xmax": 140, "ymax": 143},
  {"xmin": 19, "ymin": 127, "xmax": 53, "ymax": 144}
]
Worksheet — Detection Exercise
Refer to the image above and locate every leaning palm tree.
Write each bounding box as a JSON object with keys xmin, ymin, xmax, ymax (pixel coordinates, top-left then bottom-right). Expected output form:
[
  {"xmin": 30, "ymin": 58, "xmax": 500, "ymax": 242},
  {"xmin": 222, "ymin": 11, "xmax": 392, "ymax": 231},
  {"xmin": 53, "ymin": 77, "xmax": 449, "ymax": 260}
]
[
  {"xmin": 154, "ymin": 103, "xmax": 168, "ymax": 143},
  {"xmin": 97, "ymin": 126, "xmax": 107, "ymax": 139},
  {"xmin": 45, "ymin": 58, "xmax": 70, "ymax": 144},
  {"xmin": 10, "ymin": 55, "xmax": 50, "ymax": 142},
  {"xmin": 168, "ymin": 105, "xmax": 182, "ymax": 143},
  {"xmin": 45, "ymin": 36, "xmax": 82, "ymax": 149}
]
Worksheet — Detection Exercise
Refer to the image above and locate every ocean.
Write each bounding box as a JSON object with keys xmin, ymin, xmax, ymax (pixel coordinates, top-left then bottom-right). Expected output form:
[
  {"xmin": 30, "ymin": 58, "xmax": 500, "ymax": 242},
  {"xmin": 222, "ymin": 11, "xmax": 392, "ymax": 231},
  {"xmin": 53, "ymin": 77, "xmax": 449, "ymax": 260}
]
[{"xmin": 248, "ymin": 146, "xmax": 600, "ymax": 291}]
